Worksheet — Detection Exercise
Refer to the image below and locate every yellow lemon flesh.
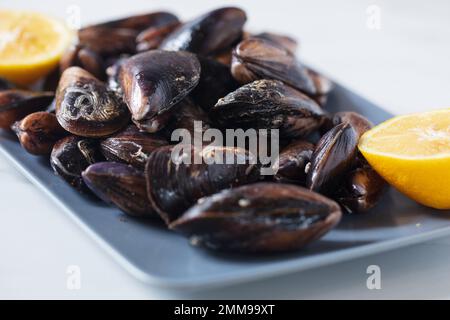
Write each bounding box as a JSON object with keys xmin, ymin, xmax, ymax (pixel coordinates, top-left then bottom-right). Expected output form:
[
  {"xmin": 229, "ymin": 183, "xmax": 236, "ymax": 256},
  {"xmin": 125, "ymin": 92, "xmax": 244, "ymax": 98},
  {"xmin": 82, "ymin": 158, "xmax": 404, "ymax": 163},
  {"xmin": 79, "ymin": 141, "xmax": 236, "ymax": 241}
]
[
  {"xmin": 358, "ymin": 109, "xmax": 450, "ymax": 209},
  {"xmin": 0, "ymin": 10, "xmax": 74, "ymax": 86}
]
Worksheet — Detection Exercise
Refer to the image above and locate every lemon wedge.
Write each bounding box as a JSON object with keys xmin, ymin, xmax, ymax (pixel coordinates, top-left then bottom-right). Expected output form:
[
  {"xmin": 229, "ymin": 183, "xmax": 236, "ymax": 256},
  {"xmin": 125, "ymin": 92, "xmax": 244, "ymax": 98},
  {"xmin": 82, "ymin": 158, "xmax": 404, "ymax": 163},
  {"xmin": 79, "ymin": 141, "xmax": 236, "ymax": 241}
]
[
  {"xmin": 0, "ymin": 10, "xmax": 74, "ymax": 86},
  {"xmin": 358, "ymin": 109, "xmax": 450, "ymax": 209}
]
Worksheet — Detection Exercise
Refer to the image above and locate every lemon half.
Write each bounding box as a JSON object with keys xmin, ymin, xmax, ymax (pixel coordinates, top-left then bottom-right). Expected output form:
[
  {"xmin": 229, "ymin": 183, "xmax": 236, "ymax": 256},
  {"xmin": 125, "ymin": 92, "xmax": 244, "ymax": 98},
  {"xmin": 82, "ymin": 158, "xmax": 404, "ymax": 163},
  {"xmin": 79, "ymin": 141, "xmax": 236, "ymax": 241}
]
[
  {"xmin": 0, "ymin": 10, "xmax": 74, "ymax": 86},
  {"xmin": 358, "ymin": 109, "xmax": 450, "ymax": 209}
]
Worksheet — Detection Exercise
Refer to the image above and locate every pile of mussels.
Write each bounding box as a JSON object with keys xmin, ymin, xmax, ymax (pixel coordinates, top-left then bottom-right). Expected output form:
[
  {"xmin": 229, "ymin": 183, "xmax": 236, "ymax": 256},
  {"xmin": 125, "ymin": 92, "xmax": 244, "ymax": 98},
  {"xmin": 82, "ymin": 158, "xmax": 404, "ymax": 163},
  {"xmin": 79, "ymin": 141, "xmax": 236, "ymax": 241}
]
[{"xmin": 0, "ymin": 7, "xmax": 387, "ymax": 253}]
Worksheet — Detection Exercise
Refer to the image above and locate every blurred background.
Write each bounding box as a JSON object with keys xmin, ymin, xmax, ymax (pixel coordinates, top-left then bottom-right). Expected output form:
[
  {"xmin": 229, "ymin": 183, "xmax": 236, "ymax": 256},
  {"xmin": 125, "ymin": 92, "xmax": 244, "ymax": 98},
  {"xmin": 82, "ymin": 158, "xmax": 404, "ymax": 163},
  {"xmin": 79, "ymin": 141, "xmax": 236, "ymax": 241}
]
[{"xmin": 1, "ymin": 0, "xmax": 450, "ymax": 299}]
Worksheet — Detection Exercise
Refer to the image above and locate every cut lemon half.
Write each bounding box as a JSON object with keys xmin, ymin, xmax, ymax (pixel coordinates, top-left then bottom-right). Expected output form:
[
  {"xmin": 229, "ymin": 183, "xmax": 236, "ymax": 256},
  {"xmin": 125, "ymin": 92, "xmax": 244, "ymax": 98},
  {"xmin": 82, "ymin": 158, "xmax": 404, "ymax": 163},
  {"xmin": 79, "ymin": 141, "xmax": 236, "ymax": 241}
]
[
  {"xmin": 0, "ymin": 10, "xmax": 74, "ymax": 86},
  {"xmin": 358, "ymin": 109, "xmax": 450, "ymax": 209}
]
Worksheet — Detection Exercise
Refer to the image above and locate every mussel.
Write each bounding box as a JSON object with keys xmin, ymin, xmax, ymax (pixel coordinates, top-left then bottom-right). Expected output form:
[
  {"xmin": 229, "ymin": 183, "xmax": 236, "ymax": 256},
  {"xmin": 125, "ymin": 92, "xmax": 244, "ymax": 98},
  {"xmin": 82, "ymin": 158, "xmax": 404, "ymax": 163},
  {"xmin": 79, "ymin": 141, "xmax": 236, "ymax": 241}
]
[
  {"xmin": 136, "ymin": 21, "xmax": 181, "ymax": 52},
  {"xmin": 145, "ymin": 144, "xmax": 261, "ymax": 224},
  {"xmin": 161, "ymin": 98, "xmax": 212, "ymax": 142},
  {"xmin": 191, "ymin": 56, "xmax": 239, "ymax": 111},
  {"xmin": 211, "ymin": 79, "xmax": 325, "ymax": 138},
  {"xmin": 0, "ymin": 90, "xmax": 54, "ymax": 129},
  {"xmin": 78, "ymin": 12, "xmax": 179, "ymax": 57},
  {"xmin": 307, "ymin": 69, "xmax": 334, "ymax": 106},
  {"xmin": 250, "ymin": 32, "xmax": 298, "ymax": 54},
  {"xmin": 55, "ymin": 67, "xmax": 129, "ymax": 137},
  {"xmin": 82, "ymin": 162, "xmax": 157, "ymax": 217},
  {"xmin": 170, "ymin": 183, "xmax": 342, "ymax": 252},
  {"xmin": 12, "ymin": 111, "xmax": 67, "ymax": 155},
  {"xmin": 231, "ymin": 38, "xmax": 316, "ymax": 96},
  {"xmin": 50, "ymin": 135, "xmax": 103, "ymax": 191},
  {"xmin": 0, "ymin": 77, "xmax": 15, "ymax": 91},
  {"xmin": 306, "ymin": 122, "xmax": 358, "ymax": 193},
  {"xmin": 118, "ymin": 50, "xmax": 201, "ymax": 132},
  {"xmin": 273, "ymin": 140, "xmax": 314, "ymax": 184},
  {"xmin": 159, "ymin": 7, "xmax": 246, "ymax": 56},
  {"xmin": 78, "ymin": 27, "xmax": 138, "ymax": 57},
  {"xmin": 332, "ymin": 111, "xmax": 373, "ymax": 138},
  {"xmin": 105, "ymin": 55, "xmax": 129, "ymax": 93},
  {"xmin": 84, "ymin": 11, "xmax": 179, "ymax": 32},
  {"xmin": 60, "ymin": 44, "xmax": 105, "ymax": 80},
  {"xmin": 100, "ymin": 124, "xmax": 167, "ymax": 169},
  {"xmin": 335, "ymin": 165, "xmax": 386, "ymax": 214}
]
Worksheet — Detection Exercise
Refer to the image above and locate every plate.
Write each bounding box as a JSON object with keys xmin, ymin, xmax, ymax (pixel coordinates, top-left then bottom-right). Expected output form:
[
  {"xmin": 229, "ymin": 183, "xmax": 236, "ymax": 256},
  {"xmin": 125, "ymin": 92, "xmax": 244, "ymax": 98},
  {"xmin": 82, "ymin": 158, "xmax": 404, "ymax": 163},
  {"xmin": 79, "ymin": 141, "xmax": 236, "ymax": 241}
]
[{"xmin": 1, "ymin": 84, "xmax": 449, "ymax": 289}]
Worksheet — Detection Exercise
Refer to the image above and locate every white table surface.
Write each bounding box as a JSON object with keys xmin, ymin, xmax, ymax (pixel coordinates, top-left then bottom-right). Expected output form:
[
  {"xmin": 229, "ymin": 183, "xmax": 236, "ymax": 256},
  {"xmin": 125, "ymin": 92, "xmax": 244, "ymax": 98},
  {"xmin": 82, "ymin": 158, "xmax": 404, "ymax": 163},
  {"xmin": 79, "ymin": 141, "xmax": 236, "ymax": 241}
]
[{"xmin": 1, "ymin": 0, "xmax": 450, "ymax": 299}]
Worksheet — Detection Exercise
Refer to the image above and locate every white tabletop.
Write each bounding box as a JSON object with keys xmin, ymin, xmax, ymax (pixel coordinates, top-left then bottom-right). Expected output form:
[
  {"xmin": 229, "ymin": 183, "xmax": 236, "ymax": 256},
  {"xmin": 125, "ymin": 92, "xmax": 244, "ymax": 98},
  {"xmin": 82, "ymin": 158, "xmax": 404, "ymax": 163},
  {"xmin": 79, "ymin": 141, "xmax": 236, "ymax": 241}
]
[{"xmin": 1, "ymin": 0, "xmax": 450, "ymax": 299}]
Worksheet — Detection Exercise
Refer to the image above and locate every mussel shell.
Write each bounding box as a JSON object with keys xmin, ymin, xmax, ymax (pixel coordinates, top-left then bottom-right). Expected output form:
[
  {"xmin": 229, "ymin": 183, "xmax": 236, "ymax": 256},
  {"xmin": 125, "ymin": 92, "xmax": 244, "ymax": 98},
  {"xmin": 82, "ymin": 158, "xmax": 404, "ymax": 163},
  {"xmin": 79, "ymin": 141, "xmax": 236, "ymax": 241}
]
[
  {"xmin": 159, "ymin": 7, "xmax": 246, "ymax": 56},
  {"xmin": 0, "ymin": 90, "xmax": 54, "ymax": 129},
  {"xmin": 12, "ymin": 111, "xmax": 67, "ymax": 155},
  {"xmin": 55, "ymin": 67, "xmax": 129, "ymax": 137},
  {"xmin": 100, "ymin": 124, "xmax": 167, "ymax": 169},
  {"xmin": 190, "ymin": 56, "xmax": 239, "ymax": 111},
  {"xmin": 211, "ymin": 79, "xmax": 325, "ymax": 138},
  {"xmin": 50, "ymin": 135, "xmax": 103, "ymax": 191},
  {"xmin": 251, "ymin": 32, "xmax": 298, "ymax": 54},
  {"xmin": 231, "ymin": 38, "xmax": 316, "ymax": 96},
  {"xmin": 170, "ymin": 182, "xmax": 342, "ymax": 253},
  {"xmin": 82, "ymin": 162, "xmax": 157, "ymax": 217},
  {"xmin": 118, "ymin": 50, "xmax": 201, "ymax": 132},
  {"xmin": 84, "ymin": 11, "xmax": 179, "ymax": 32},
  {"xmin": 273, "ymin": 140, "xmax": 314, "ymax": 184},
  {"xmin": 145, "ymin": 144, "xmax": 261, "ymax": 224},
  {"xmin": 105, "ymin": 55, "xmax": 129, "ymax": 93},
  {"xmin": 307, "ymin": 68, "xmax": 334, "ymax": 106},
  {"xmin": 78, "ymin": 27, "xmax": 138, "ymax": 57},
  {"xmin": 0, "ymin": 77, "xmax": 15, "ymax": 91},
  {"xmin": 161, "ymin": 98, "xmax": 211, "ymax": 141},
  {"xmin": 60, "ymin": 44, "xmax": 105, "ymax": 80},
  {"xmin": 79, "ymin": 12, "xmax": 179, "ymax": 57},
  {"xmin": 306, "ymin": 122, "xmax": 358, "ymax": 192},
  {"xmin": 136, "ymin": 21, "xmax": 181, "ymax": 52},
  {"xmin": 336, "ymin": 166, "xmax": 386, "ymax": 214},
  {"xmin": 332, "ymin": 111, "xmax": 373, "ymax": 138}
]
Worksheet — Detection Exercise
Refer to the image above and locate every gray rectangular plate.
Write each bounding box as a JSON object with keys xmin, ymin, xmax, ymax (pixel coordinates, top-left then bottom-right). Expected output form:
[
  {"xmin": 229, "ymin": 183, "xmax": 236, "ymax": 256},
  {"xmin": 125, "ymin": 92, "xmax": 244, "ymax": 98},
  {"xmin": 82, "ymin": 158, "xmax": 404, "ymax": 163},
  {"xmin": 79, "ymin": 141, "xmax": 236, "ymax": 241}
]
[{"xmin": 1, "ymin": 84, "xmax": 450, "ymax": 289}]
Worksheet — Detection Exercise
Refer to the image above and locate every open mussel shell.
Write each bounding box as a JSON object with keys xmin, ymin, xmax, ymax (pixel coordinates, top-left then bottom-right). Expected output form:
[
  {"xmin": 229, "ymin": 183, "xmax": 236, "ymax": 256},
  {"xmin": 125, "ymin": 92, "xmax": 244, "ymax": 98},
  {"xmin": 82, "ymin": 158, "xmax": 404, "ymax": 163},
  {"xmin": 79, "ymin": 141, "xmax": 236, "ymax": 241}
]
[
  {"xmin": 332, "ymin": 111, "xmax": 373, "ymax": 138},
  {"xmin": 60, "ymin": 44, "xmax": 105, "ymax": 80},
  {"xmin": 306, "ymin": 122, "xmax": 358, "ymax": 193},
  {"xmin": 231, "ymin": 38, "xmax": 316, "ymax": 96},
  {"xmin": 50, "ymin": 135, "xmax": 103, "ymax": 191},
  {"xmin": 211, "ymin": 79, "xmax": 325, "ymax": 138},
  {"xmin": 12, "ymin": 111, "xmax": 67, "ymax": 155},
  {"xmin": 159, "ymin": 7, "xmax": 246, "ymax": 56},
  {"xmin": 118, "ymin": 50, "xmax": 201, "ymax": 132},
  {"xmin": 170, "ymin": 183, "xmax": 342, "ymax": 253},
  {"xmin": 100, "ymin": 124, "xmax": 167, "ymax": 169},
  {"xmin": 55, "ymin": 67, "xmax": 129, "ymax": 137},
  {"xmin": 191, "ymin": 56, "xmax": 239, "ymax": 111},
  {"xmin": 273, "ymin": 140, "xmax": 314, "ymax": 184},
  {"xmin": 82, "ymin": 162, "xmax": 157, "ymax": 217},
  {"xmin": 335, "ymin": 165, "xmax": 386, "ymax": 214},
  {"xmin": 145, "ymin": 144, "xmax": 261, "ymax": 224},
  {"xmin": 0, "ymin": 90, "xmax": 54, "ymax": 129}
]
